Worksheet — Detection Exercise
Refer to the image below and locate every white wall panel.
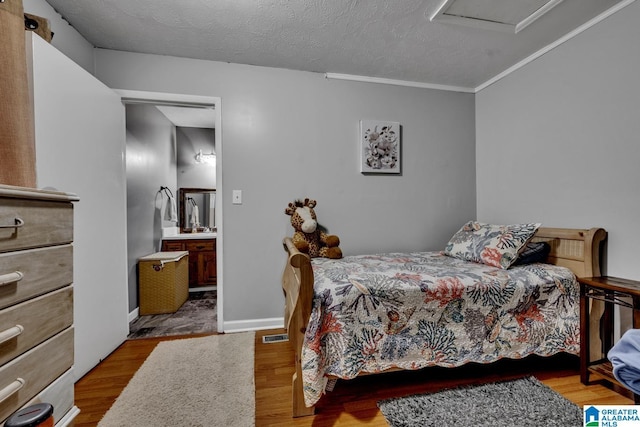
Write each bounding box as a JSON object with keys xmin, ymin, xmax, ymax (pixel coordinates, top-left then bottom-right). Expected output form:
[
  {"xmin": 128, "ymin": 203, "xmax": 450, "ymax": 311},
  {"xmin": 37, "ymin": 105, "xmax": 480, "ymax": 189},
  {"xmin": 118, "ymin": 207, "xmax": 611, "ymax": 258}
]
[{"xmin": 31, "ymin": 34, "xmax": 129, "ymax": 379}]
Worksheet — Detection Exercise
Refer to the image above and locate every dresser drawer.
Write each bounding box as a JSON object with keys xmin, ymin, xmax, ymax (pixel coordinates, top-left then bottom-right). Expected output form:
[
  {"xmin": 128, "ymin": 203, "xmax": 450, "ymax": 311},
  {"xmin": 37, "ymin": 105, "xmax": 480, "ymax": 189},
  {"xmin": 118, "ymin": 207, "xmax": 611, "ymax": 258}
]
[
  {"xmin": 0, "ymin": 245, "xmax": 73, "ymax": 309},
  {"xmin": 0, "ymin": 198, "xmax": 73, "ymax": 253},
  {"xmin": 162, "ymin": 241, "xmax": 185, "ymax": 251},
  {"xmin": 0, "ymin": 286, "xmax": 73, "ymax": 366},
  {"xmin": 0, "ymin": 327, "xmax": 73, "ymax": 422},
  {"xmin": 186, "ymin": 240, "xmax": 215, "ymax": 251}
]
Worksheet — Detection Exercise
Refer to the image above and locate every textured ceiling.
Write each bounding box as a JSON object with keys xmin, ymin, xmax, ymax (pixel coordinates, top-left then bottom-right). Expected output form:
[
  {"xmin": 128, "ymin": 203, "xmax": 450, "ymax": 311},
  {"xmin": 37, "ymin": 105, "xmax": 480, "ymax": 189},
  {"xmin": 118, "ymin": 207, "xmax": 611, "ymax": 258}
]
[{"xmin": 44, "ymin": 0, "xmax": 624, "ymax": 89}]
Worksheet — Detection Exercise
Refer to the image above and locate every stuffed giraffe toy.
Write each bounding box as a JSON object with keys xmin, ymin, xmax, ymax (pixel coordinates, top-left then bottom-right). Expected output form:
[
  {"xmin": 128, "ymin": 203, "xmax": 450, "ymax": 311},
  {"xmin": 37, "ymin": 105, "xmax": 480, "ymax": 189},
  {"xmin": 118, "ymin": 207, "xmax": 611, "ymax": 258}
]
[{"xmin": 285, "ymin": 198, "xmax": 342, "ymax": 259}]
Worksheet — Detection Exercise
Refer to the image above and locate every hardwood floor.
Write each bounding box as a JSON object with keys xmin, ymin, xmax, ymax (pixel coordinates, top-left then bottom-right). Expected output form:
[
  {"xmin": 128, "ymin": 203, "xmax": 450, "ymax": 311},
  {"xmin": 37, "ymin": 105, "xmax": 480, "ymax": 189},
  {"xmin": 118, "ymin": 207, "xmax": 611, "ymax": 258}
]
[{"xmin": 74, "ymin": 329, "xmax": 633, "ymax": 426}]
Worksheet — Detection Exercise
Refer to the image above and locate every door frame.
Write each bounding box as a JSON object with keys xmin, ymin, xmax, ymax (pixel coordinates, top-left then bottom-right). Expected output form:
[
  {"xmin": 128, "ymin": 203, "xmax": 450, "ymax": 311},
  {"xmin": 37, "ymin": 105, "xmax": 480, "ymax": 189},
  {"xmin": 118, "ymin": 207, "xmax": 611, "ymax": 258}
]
[{"xmin": 114, "ymin": 89, "xmax": 224, "ymax": 333}]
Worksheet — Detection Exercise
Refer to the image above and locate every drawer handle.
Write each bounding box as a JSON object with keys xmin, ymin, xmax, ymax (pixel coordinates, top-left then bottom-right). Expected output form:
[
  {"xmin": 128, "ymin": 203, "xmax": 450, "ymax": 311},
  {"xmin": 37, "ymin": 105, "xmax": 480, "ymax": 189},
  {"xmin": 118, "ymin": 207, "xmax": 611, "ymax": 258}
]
[
  {"xmin": 0, "ymin": 325, "xmax": 24, "ymax": 345},
  {"xmin": 0, "ymin": 271, "xmax": 24, "ymax": 287},
  {"xmin": 0, "ymin": 378, "xmax": 25, "ymax": 404},
  {"xmin": 0, "ymin": 217, "xmax": 24, "ymax": 229}
]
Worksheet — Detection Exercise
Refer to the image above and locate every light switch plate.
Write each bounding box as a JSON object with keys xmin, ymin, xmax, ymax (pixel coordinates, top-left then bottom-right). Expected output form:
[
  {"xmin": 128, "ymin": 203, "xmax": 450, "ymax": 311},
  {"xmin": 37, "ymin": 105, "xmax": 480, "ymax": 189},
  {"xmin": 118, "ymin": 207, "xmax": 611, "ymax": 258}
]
[{"xmin": 232, "ymin": 190, "xmax": 242, "ymax": 204}]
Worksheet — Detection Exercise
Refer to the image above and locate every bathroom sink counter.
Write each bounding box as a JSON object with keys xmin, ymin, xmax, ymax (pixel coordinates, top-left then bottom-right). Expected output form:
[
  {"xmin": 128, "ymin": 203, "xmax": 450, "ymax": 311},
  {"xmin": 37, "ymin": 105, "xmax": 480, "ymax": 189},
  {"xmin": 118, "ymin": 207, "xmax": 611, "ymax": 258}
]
[{"xmin": 162, "ymin": 232, "xmax": 217, "ymax": 240}]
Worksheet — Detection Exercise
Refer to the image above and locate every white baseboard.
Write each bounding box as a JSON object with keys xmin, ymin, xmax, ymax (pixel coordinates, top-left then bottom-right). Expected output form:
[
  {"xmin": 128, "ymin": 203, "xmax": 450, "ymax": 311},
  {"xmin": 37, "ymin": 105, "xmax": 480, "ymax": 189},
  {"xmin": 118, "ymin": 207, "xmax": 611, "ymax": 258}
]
[
  {"xmin": 128, "ymin": 307, "xmax": 139, "ymax": 324},
  {"xmin": 128, "ymin": 308, "xmax": 283, "ymax": 334},
  {"xmin": 190, "ymin": 285, "xmax": 216, "ymax": 292},
  {"xmin": 56, "ymin": 406, "xmax": 80, "ymax": 427},
  {"xmin": 223, "ymin": 317, "xmax": 284, "ymax": 333}
]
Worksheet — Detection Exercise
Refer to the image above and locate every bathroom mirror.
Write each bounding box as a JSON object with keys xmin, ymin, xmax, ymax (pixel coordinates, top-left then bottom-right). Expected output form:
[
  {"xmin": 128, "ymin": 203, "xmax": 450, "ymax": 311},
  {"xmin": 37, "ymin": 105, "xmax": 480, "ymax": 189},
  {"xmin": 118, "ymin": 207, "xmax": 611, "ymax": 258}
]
[{"xmin": 179, "ymin": 188, "xmax": 216, "ymax": 232}]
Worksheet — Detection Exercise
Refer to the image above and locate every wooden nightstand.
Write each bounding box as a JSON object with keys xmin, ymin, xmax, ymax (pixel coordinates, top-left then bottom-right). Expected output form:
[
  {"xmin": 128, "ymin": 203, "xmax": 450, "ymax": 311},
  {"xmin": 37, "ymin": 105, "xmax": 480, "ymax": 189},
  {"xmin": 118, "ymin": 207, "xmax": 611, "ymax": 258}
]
[{"xmin": 579, "ymin": 276, "xmax": 640, "ymax": 402}]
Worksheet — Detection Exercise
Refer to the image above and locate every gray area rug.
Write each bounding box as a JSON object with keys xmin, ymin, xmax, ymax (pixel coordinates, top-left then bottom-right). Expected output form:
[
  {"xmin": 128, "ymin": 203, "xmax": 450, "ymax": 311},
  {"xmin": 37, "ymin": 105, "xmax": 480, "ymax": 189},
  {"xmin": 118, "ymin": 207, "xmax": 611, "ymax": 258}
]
[
  {"xmin": 98, "ymin": 332, "xmax": 255, "ymax": 427},
  {"xmin": 378, "ymin": 376, "xmax": 582, "ymax": 427},
  {"xmin": 128, "ymin": 291, "xmax": 216, "ymax": 339}
]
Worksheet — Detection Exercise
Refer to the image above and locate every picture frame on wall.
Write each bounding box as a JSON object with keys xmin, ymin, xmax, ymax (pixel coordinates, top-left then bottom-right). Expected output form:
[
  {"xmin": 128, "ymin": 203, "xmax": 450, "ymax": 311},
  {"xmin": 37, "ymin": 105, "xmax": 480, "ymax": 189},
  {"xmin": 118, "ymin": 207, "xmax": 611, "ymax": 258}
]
[{"xmin": 360, "ymin": 120, "xmax": 400, "ymax": 174}]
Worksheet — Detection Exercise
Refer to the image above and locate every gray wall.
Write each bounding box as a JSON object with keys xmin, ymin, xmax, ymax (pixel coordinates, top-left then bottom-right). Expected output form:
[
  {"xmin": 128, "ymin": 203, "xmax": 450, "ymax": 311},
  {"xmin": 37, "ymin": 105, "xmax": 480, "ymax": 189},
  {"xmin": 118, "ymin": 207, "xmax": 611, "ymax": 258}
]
[
  {"xmin": 476, "ymin": 1, "xmax": 640, "ymax": 281},
  {"xmin": 125, "ymin": 104, "xmax": 178, "ymax": 311},
  {"xmin": 94, "ymin": 51, "xmax": 477, "ymax": 327}
]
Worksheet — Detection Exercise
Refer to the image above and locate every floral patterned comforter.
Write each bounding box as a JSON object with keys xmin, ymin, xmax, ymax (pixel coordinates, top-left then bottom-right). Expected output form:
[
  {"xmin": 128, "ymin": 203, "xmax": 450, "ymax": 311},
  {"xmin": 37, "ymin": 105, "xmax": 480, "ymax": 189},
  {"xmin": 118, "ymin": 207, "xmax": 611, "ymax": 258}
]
[{"xmin": 302, "ymin": 251, "xmax": 580, "ymax": 407}]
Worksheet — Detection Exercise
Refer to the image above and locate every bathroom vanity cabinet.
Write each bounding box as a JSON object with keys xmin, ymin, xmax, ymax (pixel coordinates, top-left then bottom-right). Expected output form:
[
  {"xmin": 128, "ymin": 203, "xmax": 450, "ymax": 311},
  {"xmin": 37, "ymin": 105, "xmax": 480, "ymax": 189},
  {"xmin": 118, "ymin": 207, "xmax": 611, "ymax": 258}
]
[{"xmin": 161, "ymin": 238, "xmax": 217, "ymax": 287}]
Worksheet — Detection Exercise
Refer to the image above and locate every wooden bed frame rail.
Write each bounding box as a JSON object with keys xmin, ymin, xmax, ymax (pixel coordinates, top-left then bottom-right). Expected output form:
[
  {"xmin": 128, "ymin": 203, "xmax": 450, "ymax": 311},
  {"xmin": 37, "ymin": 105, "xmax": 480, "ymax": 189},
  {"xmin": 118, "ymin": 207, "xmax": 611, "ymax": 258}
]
[
  {"xmin": 281, "ymin": 237, "xmax": 315, "ymax": 417},
  {"xmin": 281, "ymin": 227, "xmax": 607, "ymax": 417}
]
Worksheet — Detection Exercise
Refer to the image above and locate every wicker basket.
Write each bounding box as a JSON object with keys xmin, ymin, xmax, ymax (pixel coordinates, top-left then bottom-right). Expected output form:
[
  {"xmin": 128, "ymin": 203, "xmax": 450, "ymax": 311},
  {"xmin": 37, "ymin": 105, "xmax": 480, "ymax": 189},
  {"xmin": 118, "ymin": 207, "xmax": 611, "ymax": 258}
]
[{"xmin": 138, "ymin": 251, "xmax": 189, "ymax": 315}]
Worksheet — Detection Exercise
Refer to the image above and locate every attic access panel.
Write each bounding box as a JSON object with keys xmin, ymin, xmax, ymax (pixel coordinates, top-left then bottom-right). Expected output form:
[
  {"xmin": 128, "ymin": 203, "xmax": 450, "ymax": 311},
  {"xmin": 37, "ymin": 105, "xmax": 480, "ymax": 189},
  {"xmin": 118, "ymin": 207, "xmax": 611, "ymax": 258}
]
[{"xmin": 430, "ymin": 0, "xmax": 565, "ymax": 33}]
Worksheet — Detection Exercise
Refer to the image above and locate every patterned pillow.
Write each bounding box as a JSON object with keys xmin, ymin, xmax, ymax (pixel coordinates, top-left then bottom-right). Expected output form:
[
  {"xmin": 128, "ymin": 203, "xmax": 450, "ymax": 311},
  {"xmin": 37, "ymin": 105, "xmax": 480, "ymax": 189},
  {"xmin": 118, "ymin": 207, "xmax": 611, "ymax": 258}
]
[{"xmin": 444, "ymin": 221, "xmax": 541, "ymax": 269}]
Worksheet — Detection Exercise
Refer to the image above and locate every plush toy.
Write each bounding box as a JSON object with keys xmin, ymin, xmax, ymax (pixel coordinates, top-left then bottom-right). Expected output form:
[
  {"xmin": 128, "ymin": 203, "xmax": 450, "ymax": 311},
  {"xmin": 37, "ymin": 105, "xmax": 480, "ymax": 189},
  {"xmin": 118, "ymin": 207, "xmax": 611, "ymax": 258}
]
[{"xmin": 285, "ymin": 198, "xmax": 342, "ymax": 259}]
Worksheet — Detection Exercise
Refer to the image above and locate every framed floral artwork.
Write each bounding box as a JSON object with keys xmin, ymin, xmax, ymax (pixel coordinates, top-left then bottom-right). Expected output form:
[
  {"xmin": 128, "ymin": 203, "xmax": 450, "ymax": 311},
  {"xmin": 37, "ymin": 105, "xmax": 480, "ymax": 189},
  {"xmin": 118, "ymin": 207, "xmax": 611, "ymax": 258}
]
[{"xmin": 360, "ymin": 120, "xmax": 400, "ymax": 174}]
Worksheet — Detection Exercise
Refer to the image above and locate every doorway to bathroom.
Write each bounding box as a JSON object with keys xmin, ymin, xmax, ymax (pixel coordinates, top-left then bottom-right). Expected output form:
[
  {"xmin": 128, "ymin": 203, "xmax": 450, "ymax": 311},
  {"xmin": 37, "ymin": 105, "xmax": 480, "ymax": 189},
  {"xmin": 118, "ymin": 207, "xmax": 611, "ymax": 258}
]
[{"xmin": 116, "ymin": 90, "xmax": 223, "ymax": 338}]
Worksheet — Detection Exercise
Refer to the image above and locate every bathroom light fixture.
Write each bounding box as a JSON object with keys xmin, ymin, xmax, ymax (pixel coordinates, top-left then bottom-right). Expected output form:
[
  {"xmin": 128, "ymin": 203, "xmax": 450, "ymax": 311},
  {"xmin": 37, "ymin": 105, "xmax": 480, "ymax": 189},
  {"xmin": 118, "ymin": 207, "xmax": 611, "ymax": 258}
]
[{"xmin": 195, "ymin": 149, "xmax": 215, "ymax": 164}]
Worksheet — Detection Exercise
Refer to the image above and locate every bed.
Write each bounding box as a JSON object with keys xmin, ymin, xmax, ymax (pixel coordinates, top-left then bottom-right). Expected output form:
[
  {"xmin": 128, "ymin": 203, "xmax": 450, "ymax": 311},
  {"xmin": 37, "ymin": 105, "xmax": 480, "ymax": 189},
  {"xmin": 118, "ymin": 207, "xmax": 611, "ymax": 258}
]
[{"xmin": 282, "ymin": 224, "xmax": 607, "ymax": 416}]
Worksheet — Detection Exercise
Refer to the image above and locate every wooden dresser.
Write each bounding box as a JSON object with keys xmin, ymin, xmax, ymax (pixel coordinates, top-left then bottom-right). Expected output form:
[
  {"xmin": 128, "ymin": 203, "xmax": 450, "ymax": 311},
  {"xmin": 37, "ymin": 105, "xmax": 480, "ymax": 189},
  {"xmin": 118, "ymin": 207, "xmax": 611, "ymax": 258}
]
[
  {"xmin": 0, "ymin": 185, "xmax": 79, "ymax": 426},
  {"xmin": 161, "ymin": 238, "xmax": 217, "ymax": 287}
]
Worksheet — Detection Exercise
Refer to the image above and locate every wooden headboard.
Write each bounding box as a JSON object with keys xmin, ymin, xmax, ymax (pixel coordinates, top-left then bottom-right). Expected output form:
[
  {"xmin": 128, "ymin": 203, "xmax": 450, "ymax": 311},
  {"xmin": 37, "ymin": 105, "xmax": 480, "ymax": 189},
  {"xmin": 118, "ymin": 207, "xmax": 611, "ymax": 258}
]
[{"xmin": 532, "ymin": 227, "xmax": 607, "ymax": 278}]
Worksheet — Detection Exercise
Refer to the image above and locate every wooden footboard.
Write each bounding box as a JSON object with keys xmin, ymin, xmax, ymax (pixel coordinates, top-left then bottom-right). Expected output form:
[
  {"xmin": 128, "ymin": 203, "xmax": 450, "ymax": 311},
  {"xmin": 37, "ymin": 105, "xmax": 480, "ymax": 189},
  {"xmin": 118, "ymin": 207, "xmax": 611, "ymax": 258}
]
[
  {"xmin": 281, "ymin": 237, "xmax": 315, "ymax": 417},
  {"xmin": 281, "ymin": 227, "xmax": 607, "ymax": 417}
]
